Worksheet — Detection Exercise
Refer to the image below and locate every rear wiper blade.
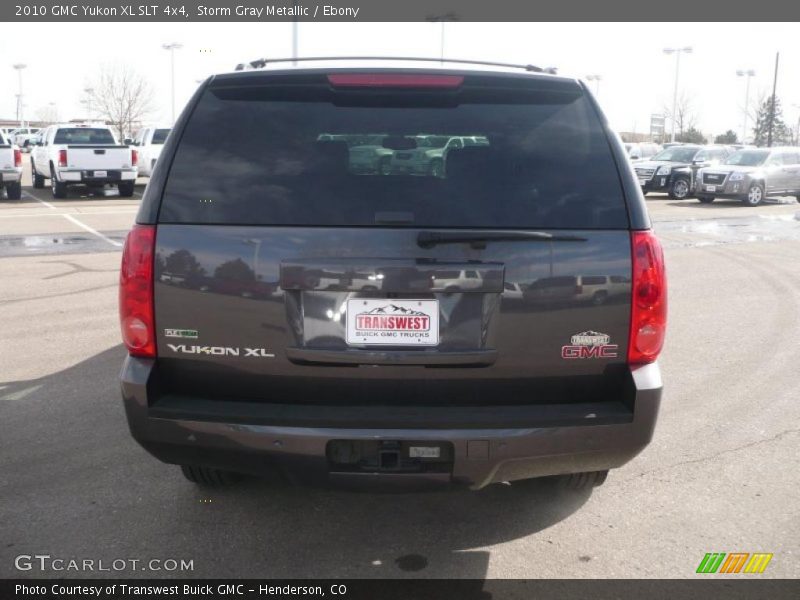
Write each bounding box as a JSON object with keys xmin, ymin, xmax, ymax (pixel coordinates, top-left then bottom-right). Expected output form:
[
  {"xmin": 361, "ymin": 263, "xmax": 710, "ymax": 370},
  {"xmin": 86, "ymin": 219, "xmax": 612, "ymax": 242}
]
[{"xmin": 417, "ymin": 230, "xmax": 587, "ymax": 249}]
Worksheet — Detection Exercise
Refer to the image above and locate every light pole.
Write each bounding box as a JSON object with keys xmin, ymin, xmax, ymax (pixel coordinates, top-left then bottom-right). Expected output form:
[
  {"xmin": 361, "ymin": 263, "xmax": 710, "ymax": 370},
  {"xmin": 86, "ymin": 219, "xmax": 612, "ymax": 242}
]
[
  {"xmin": 586, "ymin": 74, "xmax": 602, "ymax": 95},
  {"xmin": 663, "ymin": 47, "xmax": 692, "ymax": 142},
  {"xmin": 292, "ymin": 19, "xmax": 298, "ymax": 65},
  {"xmin": 162, "ymin": 42, "xmax": 183, "ymax": 124},
  {"xmin": 13, "ymin": 63, "xmax": 26, "ymax": 127},
  {"xmin": 426, "ymin": 13, "xmax": 457, "ymax": 61},
  {"xmin": 83, "ymin": 87, "xmax": 94, "ymax": 121},
  {"xmin": 736, "ymin": 70, "xmax": 755, "ymax": 144}
]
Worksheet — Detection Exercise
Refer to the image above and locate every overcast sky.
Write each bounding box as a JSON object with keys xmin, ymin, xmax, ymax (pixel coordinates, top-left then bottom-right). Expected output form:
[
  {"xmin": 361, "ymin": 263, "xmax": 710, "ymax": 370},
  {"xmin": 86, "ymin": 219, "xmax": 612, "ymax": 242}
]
[{"xmin": 1, "ymin": 22, "xmax": 799, "ymax": 139}]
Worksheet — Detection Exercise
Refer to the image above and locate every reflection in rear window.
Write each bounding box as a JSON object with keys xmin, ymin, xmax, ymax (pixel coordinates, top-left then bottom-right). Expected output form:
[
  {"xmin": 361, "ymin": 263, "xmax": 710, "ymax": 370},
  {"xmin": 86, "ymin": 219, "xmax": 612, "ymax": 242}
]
[{"xmin": 160, "ymin": 74, "xmax": 628, "ymax": 229}]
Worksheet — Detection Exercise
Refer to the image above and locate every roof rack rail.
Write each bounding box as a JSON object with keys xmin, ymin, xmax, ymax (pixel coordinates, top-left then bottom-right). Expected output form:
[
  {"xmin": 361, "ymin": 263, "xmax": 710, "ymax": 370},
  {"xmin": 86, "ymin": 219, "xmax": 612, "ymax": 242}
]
[{"xmin": 234, "ymin": 56, "xmax": 558, "ymax": 75}]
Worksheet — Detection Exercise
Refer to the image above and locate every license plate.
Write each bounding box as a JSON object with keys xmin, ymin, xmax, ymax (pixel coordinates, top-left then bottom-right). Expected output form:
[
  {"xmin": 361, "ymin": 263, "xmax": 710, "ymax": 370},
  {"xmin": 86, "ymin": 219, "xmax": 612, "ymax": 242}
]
[
  {"xmin": 93, "ymin": 170, "xmax": 107, "ymax": 178},
  {"xmin": 409, "ymin": 446, "xmax": 441, "ymax": 458},
  {"xmin": 706, "ymin": 185, "xmax": 717, "ymax": 192},
  {"xmin": 346, "ymin": 298, "xmax": 439, "ymax": 346}
]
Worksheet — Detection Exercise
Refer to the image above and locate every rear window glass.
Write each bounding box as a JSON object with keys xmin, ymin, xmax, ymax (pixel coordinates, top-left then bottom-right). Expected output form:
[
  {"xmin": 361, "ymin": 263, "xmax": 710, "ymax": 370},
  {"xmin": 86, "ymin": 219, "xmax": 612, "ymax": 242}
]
[
  {"xmin": 152, "ymin": 128, "xmax": 171, "ymax": 144},
  {"xmin": 159, "ymin": 74, "xmax": 628, "ymax": 229},
  {"xmin": 54, "ymin": 128, "xmax": 115, "ymax": 145}
]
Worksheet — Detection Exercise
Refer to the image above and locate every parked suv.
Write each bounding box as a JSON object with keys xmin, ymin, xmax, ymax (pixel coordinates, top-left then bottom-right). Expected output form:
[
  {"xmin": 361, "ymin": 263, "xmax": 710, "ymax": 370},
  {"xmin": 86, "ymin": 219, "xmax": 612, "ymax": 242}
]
[
  {"xmin": 635, "ymin": 144, "xmax": 732, "ymax": 199},
  {"xmin": 696, "ymin": 147, "xmax": 800, "ymax": 205},
  {"xmin": 119, "ymin": 59, "xmax": 666, "ymax": 492}
]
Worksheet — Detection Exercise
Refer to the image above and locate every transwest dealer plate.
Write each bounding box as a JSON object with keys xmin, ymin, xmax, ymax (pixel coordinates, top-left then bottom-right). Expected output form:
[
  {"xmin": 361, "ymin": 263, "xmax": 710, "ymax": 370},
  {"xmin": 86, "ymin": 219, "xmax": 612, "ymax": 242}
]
[{"xmin": 346, "ymin": 299, "xmax": 439, "ymax": 346}]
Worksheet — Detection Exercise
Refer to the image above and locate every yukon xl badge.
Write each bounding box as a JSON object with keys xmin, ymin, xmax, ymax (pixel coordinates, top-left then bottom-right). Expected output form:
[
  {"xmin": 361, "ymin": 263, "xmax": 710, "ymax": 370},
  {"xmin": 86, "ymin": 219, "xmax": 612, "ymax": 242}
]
[
  {"xmin": 166, "ymin": 344, "xmax": 275, "ymax": 358},
  {"xmin": 561, "ymin": 330, "xmax": 619, "ymax": 359}
]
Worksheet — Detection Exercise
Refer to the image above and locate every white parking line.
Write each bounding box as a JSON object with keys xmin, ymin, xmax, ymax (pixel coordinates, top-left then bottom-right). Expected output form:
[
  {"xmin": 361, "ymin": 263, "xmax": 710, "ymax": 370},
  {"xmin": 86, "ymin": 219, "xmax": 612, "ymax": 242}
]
[
  {"xmin": 62, "ymin": 214, "xmax": 123, "ymax": 247},
  {"xmin": 0, "ymin": 209, "xmax": 138, "ymax": 219},
  {"xmin": 23, "ymin": 190, "xmax": 56, "ymax": 209}
]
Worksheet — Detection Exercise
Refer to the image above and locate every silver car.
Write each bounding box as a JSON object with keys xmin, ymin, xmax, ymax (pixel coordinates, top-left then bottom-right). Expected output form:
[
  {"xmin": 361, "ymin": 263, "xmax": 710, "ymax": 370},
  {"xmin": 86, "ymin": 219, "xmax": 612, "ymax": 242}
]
[{"xmin": 696, "ymin": 147, "xmax": 800, "ymax": 205}]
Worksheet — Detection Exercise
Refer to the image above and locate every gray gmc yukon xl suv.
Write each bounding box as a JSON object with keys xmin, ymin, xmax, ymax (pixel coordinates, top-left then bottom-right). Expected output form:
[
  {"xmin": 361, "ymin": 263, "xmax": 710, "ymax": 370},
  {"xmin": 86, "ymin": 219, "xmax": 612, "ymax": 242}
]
[{"xmin": 119, "ymin": 59, "xmax": 667, "ymax": 491}]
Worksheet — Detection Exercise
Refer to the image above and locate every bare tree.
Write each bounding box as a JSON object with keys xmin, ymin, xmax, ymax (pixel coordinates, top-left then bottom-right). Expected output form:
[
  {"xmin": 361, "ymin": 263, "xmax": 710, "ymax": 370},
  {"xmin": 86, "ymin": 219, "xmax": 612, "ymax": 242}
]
[
  {"xmin": 35, "ymin": 104, "xmax": 59, "ymax": 125},
  {"xmin": 85, "ymin": 64, "xmax": 154, "ymax": 140},
  {"xmin": 662, "ymin": 91, "xmax": 699, "ymax": 137}
]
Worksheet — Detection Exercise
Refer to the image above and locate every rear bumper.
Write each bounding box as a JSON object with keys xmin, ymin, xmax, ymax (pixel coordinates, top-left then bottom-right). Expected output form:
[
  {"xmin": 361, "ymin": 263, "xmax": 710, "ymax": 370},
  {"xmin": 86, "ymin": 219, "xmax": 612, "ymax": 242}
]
[
  {"xmin": 58, "ymin": 168, "xmax": 137, "ymax": 183},
  {"xmin": 0, "ymin": 168, "xmax": 22, "ymax": 182},
  {"xmin": 120, "ymin": 358, "xmax": 662, "ymax": 490}
]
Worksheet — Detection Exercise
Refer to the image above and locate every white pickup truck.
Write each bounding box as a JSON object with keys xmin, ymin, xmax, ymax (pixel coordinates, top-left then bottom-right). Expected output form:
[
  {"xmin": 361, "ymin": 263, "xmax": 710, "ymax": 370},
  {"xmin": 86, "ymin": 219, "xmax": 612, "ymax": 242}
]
[
  {"xmin": 31, "ymin": 124, "xmax": 138, "ymax": 198},
  {"xmin": 0, "ymin": 131, "xmax": 23, "ymax": 200},
  {"xmin": 130, "ymin": 126, "xmax": 171, "ymax": 177}
]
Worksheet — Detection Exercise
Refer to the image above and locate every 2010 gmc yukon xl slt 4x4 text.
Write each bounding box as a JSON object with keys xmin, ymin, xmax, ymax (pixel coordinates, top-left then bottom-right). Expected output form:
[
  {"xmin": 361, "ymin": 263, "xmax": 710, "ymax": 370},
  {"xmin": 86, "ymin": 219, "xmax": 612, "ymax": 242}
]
[{"xmin": 119, "ymin": 58, "xmax": 667, "ymax": 491}]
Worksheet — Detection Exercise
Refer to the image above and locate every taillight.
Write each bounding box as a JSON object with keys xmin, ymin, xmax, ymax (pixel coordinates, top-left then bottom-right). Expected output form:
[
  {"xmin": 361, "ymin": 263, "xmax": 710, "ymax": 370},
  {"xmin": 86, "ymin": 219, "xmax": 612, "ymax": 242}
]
[
  {"xmin": 131, "ymin": 149, "xmax": 138, "ymax": 166},
  {"xmin": 628, "ymin": 230, "xmax": 667, "ymax": 364},
  {"xmin": 327, "ymin": 73, "xmax": 464, "ymax": 88},
  {"xmin": 58, "ymin": 149, "xmax": 68, "ymax": 167},
  {"xmin": 119, "ymin": 225, "xmax": 156, "ymax": 358},
  {"xmin": 13, "ymin": 149, "xmax": 21, "ymax": 167},
  {"xmin": 574, "ymin": 285, "xmax": 583, "ymax": 295}
]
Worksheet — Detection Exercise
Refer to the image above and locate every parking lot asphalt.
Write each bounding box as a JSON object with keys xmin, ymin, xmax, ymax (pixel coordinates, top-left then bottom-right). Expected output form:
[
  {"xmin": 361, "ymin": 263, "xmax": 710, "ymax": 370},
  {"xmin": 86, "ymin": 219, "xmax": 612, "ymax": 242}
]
[{"xmin": 1, "ymin": 162, "xmax": 799, "ymax": 579}]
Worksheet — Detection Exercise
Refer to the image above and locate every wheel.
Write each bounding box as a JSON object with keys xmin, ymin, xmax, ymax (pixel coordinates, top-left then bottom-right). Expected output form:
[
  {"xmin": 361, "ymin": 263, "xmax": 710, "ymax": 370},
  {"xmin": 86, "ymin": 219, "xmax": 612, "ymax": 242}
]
[
  {"xmin": 5, "ymin": 181, "xmax": 21, "ymax": 200},
  {"xmin": 558, "ymin": 470, "xmax": 609, "ymax": 490},
  {"xmin": 697, "ymin": 195, "xmax": 715, "ymax": 204},
  {"xmin": 743, "ymin": 182, "xmax": 764, "ymax": 206},
  {"xmin": 668, "ymin": 177, "xmax": 691, "ymax": 200},
  {"xmin": 379, "ymin": 156, "xmax": 392, "ymax": 176},
  {"xmin": 429, "ymin": 159, "xmax": 444, "ymax": 178},
  {"xmin": 591, "ymin": 291, "xmax": 608, "ymax": 305},
  {"xmin": 118, "ymin": 181, "xmax": 135, "ymax": 197},
  {"xmin": 32, "ymin": 160, "xmax": 45, "ymax": 188},
  {"xmin": 50, "ymin": 166, "xmax": 67, "ymax": 199},
  {"xmin": 180, "ymin": 465, "xmax": 241, "ymax": 487}
]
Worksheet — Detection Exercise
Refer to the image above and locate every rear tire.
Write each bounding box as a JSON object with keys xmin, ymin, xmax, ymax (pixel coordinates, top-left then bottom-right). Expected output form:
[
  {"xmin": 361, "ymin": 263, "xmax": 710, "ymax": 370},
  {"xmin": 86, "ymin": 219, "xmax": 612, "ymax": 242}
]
[
  {"xmin": 50, "ymin": 166, "xmax": 67, "ymax": 199},
  {"xmin": 5, "ymin": 181, "xmax": 21, "ymax": 200},
  {"xmin": 118, "ymin": 181, "xmax": 135, "ymax": 197},
  {"xmin": 697, "ymin": 195, "xmax": 715, "ymax": 204},
  {"xmin": 180, "ymin": 465, "xmax": 241, "ymax": 487},
  {"xmin": 32, "ymin": 161, "xmax": 45, "ymax": 188},
  {"xmin": 558, "ymin": 470, "xmax": 609, "ymax": 491},
  {"xmin": 379, "ymin": 156, "xmax": 392, "ymax": 176}
]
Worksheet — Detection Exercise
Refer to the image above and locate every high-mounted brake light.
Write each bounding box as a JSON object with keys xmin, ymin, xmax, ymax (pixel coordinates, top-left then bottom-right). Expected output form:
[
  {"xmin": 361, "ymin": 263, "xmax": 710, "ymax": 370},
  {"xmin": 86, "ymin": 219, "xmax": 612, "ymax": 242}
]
[
  {"xmin": 119, "ymin": 225, "xmax": 157, "ymax": 358},
  {"xmin": 327, "ymin": 73, "xmax": 464, "ymax": 88},
  {"xmin": 58, "ymin": 149, "xmax": 68, "ymax": 167},
  {"xmin": 131, "ymin": 149, "xmax": 138, "ymax": 166},
  {"xmin": 628, "ymin": 230, "xmax": 667, "ymax": 365},
  {"xmin": 13, "ymin": 148, "xmax": 22, "ymax": 167}
]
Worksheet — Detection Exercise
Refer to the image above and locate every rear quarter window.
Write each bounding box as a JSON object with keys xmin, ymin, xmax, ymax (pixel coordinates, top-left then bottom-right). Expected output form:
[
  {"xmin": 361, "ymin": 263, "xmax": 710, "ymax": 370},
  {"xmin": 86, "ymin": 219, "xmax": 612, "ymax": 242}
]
[{"xmin": 159, "ymin": 73, "xmax": 629, "ymax": 229}]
